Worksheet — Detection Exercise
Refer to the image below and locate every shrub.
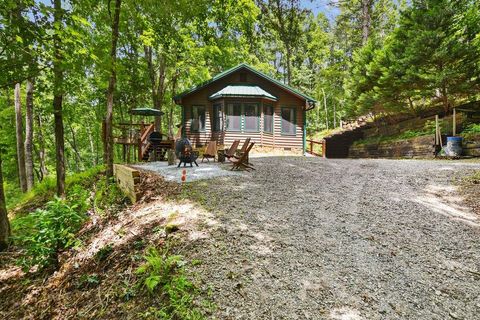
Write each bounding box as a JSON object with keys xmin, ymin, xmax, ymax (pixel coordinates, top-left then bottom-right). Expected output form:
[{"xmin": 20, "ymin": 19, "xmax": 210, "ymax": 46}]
[
  {"xmin": 461, "ymin": 123, "xmax": 480, "ymax": 140},
  {"xmin": 12, "ymin": 197, "xmax": 87, "ymax": 271}
]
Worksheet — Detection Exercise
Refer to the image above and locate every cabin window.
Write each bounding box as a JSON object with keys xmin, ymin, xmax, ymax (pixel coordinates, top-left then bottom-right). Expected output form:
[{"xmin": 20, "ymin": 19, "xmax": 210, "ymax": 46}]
[
  {"xmin": 212, "ymin": 103, "xmax": 223, "ymax": 132},
  {"xmin": 263, "ymin": 104, "xmax": 273, "ymax": 133},
  {"xmin": 281, "ymin": 107, "xmax": 296, "ymax": 135},
  {"xmin": 226, "ymin": 103, "xmax": 242, "ymax": 131},
  {"xmin": 244, "ymin": 104, "xmax": 259, "ymax": 132},
  {"xmin": 190, "ymin": 105, "xmax": 205, "ymax": 132}
]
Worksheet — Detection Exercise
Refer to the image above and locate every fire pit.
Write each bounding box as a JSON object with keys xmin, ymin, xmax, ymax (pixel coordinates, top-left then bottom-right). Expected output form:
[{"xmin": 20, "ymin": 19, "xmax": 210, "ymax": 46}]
[{"xmin": 176, "ymin": 138, "xmax": 199, "ymax": 167}]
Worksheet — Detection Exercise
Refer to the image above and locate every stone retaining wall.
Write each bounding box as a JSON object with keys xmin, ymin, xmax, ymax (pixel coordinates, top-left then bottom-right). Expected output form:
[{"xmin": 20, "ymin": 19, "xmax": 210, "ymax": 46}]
[
  {"xmin": 349, "ymin": 134, "xmax": 480, "ymax": 159},
  {"xmin": 349, "ymin": 135, "xmax": 436, "ymax": 159}
]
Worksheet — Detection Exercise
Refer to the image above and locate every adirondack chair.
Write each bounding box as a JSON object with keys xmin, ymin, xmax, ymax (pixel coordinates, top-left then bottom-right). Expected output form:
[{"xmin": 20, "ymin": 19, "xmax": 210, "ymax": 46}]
[
  {"xmin": 234, "ymin": 137, "xmax": 251, "ymax": 159},
  {"xmin": 231, "ymin": 142, "xmax": 255, "ymax": 171},
  {"xmin": 224, "ymin": 140, "xmax": 240, "ymax": 159},
  {"xmin": 202, "ymin": 140, "xmax": 217, "ymax": 162}
]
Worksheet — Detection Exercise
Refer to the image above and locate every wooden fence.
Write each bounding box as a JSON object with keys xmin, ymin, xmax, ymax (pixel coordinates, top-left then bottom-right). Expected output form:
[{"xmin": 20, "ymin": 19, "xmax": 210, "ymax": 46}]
[{"xmin": 306, "ymin": 139, "xmax": 324, "ymax": 157}]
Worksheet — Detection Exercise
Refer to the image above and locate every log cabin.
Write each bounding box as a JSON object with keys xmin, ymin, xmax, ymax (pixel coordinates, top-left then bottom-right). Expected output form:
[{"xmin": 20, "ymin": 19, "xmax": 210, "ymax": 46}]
[{"xmin": 173, "ymin": 63, "xmax": 317, "ymax": 154}]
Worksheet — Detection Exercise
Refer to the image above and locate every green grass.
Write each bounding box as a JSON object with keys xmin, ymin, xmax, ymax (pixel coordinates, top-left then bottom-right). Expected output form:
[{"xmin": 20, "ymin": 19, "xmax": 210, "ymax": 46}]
[
  {"xmin": 7, "ymin": 166, "xmax": 104, "ymax": 212},
  {"xmin": 353, "ymin": 120, "xmax": 438, "ymax": 146}
]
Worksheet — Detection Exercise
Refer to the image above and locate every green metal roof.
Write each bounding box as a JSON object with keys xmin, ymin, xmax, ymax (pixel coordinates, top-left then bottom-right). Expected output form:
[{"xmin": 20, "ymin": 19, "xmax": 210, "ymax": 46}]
[
  {"xmin": 174, "ymin": 63, "xmax": 317, "ymax": 108},
  {"xmin": 209, "ymin": 85, "xmax": 277, "ymax": 101}
]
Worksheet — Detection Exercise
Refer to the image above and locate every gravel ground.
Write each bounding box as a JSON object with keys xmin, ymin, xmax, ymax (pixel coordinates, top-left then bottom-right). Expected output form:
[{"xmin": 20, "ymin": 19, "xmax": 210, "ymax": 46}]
[
  {"xmin": 182, "ymin": 157, "xmax": 480, "ymax": 320},
  {"xmin": 132, "ymin": 161, "xmax": 243, "ymax": 182}
]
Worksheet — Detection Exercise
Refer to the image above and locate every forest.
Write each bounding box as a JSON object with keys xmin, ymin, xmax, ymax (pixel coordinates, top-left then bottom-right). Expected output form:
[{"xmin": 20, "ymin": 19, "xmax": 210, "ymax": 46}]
[{"xmin": 0, "ymin": 0, "xmax": 480, "ymax": 318}]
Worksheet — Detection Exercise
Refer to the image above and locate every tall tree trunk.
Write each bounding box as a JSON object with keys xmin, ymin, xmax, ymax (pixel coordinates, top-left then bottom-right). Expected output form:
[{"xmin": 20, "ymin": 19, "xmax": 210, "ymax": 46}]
[
  {"xmin": 144, "ymin": 46, "xmax": 166, "ymax": 133},
  {"xmin": 286, "ymin": 46, "xmax": 292, "ymax": 85},
  {"xmin": 0, "ymin": 151, "xmax": 9, "ymax": 251},
  {"xmin": 361, "ymin": 0, "xmax": 373, "ymax": 45},
  {"xmin": 53, "ymin": 0, "xmax": 66, "ymax": 197},
  {"xmin": 25, "ymin": 79, "xmax": 34, "ymax": 190},
  {"xmin": 14, "ymin": 83, "xmax": 27, "ymax": 192},
  {"xmin": 105, "ymin": 0, "xmax": 122, "ymax": 178},
  {"xmin": 35, "ymin": 114, "xmax": 48, "ymax": 180},
  {"xmin": 168, "ymin": 73, "xmax": 179, "ymax": 138}
]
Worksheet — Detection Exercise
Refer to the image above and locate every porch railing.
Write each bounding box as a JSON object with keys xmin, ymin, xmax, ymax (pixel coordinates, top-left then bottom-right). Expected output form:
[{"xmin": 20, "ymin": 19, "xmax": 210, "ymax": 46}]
[
  {"xmin": 306, "ymin": 139, "xmax": 324, "ymax": 157},
  {"xmin": 138, "ymin": 123, "xmax": 155, "ymax": 160}
]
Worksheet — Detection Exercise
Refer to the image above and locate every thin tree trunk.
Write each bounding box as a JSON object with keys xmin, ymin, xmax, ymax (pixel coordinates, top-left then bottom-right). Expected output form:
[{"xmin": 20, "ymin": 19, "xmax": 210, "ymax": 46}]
[
  {"xmin": 105, "ymin": 0, "xmax": 122, "ymax": 178},
  {"xmin": 0, "ymin": 151, "xmax": 9, "ymax": 251},
  {"xmin": 53, "ymin": 0, "xmax": 65, "ymax": 197},
  {"xmin": 25, "ymin": 79, "xmax": 34, "ymax": 190},
  {"xmin": 14, "ymin": 83, "xmax": 27, "ymax": 192},
  {"xmin": 322, "ymin": 88, "xmax": 328, "ymax": 130},
  {"xmin": 35, "ymin": 114, "xmax": 48, "ymax": 179},
  {"xmin": 441, "ymin": 86, "xmax": 449, "ymax": 114},
  {"xmin": 67, "ymin": 122, "xmax": 83, "ymax": 171},
  {"xmin": 87, "ymin": 123, "xmax": 96, "ymax": 166}
]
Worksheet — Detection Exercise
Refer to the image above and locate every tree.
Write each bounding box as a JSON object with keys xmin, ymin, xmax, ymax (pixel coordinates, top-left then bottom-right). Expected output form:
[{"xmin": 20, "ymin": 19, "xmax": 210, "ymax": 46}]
[
  {"xmin": 53, "ymin": 0, "xmax": 66, "ymax": 197},
  {"xmin": 14, "ymin": 83, "xmax": 27, "ymax": 192},
  {"xmin": 25, "ymin": 79, "xmax": 34, "ymax": 190},
  {"xmin": 0, "ymin": 149, "xmax": 10, "ymax": 251},
  {"xmin": 105, "ymin": 0, "xmax": 122, "ymax": 178},
  {"xmin": 257, "ymin": 0, "xmax": 306, "ymax": 85},
  {"xmin": 345, "ymin": 0, "xmax": 480, "ymax": 117}
]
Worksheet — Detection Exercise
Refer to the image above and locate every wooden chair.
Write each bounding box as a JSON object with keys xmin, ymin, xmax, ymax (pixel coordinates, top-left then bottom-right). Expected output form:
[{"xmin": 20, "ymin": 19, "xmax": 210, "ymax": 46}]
[
  {"xmin": 202, "ymin": 140, "xmax": 217, "ymax": 162},
  {"xmin": 225, "ymin": 140, "xmax": 240, "ymax": 159},
  {"xmin": 234, "ymin": 138, "xmax": 251, "ymax": 159},
  {"xmin": 231, "ymin": 142, "xmax": 255, "ymax": 171}
]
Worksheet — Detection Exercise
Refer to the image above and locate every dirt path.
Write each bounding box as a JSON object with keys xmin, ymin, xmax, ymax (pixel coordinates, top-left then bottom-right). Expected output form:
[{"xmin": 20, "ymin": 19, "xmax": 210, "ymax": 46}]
[{"xmin": 183, "ymin": 157, "xmax": 480, "ymax": 319}]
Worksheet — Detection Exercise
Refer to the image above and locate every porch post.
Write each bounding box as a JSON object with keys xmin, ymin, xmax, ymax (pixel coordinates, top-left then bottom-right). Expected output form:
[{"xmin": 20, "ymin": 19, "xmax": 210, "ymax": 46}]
[
  {"xmin": 181, "ymin": 105, "xmax": 186, "ymax": 138},
  {"xmin": 303, "ymin": 106, "xmax": 307, "ymax": 155}
]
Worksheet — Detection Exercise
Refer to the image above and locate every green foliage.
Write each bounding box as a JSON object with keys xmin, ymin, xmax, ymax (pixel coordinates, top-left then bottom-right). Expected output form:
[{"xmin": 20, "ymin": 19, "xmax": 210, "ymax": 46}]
[
  {"xmin": 77, "ymin": 273, "xmax": 100, "ymax": 289},
  {"xmin": 7, "ymin": 166, "xmax": 103, "ymax": 211},
  {"xmin": 9, "ymin": 166, "xmax": 128, "ymax": 271},
  {"xmin": 94, "ymin": 244, "xmax": 114, "ymax": 262},
  {"xmin": 345, "ymin": 0, "xmax": 480, "ymax": 117},
  {"xmin": 93, "ymin": 177, "xmax": 128, "ymax": 215},
  {"xmin": 461, "ymin": 123, "xmax": 480, "ymax": 140},
  {"xmin": 135, "ymin": 246, "xmax": 208, "ymax": 319},
  {"xmin": 12, "ymin": 196, "xmax": 87, "ymax": 271}
]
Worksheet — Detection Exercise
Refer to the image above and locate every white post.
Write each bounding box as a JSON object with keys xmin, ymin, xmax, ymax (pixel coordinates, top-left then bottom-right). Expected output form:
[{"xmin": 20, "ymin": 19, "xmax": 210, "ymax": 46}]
[{"xmin": 452, "ymin": 108, "xmax": 456, "ymax": 136}]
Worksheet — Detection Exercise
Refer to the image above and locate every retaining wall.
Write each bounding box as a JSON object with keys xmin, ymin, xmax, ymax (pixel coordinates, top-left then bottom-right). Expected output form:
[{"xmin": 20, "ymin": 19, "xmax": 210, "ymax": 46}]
[{"xmin": 349, "ymin": 135, "xmax": 436, "ymax": 159}]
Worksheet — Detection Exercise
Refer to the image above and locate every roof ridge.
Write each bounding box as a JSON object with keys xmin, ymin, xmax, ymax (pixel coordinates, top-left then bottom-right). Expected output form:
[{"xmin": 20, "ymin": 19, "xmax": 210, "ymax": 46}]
[{"xmin": 174, "ymin": 63, "xmax": 317, "ymax": 104}]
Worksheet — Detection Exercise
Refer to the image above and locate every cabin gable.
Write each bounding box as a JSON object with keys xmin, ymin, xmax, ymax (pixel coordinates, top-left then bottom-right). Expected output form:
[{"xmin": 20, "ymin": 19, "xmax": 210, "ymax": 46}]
[{"xmin": 175, "ymin": 64, "xmax": 316, "ymax": 153}]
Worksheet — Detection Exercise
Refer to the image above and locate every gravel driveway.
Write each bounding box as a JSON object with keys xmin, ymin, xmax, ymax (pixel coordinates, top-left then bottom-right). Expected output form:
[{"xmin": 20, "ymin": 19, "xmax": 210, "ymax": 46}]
[{"xmin": 183, "ymin": 157, "xmax": 480, "ymax": 320}]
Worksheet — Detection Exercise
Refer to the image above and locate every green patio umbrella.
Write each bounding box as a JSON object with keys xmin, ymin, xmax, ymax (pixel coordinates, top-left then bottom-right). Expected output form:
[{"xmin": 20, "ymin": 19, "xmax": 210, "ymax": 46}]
[{"xmin": 129, "ymin": 107, "xmax": 164, "ymax": 116}]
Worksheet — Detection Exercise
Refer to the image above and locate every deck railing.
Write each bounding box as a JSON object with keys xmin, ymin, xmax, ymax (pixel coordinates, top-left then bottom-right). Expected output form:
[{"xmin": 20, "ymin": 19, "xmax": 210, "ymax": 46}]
[
  {"xmin": 138, "ymin": 124, "xmax": 155, "ymax": 160},
  {"xmin": 306, "ymin": 139, "xmax": 324, "ymax": 157}
]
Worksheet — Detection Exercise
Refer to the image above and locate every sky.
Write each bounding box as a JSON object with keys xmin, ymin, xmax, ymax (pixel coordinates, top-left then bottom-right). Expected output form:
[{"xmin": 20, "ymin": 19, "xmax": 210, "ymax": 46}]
[{"xmin": 300, "ymin": 0, "xmax": 340, "ymax": 21}]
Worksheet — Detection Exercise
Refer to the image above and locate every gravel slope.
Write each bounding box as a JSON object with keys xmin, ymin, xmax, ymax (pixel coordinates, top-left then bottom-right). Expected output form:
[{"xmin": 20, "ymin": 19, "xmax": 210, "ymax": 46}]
[{"xmin": 184, "ymin": 157, "xmax": 480, "ymax": 320}]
